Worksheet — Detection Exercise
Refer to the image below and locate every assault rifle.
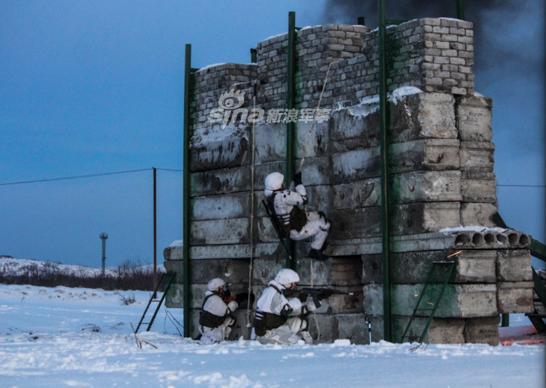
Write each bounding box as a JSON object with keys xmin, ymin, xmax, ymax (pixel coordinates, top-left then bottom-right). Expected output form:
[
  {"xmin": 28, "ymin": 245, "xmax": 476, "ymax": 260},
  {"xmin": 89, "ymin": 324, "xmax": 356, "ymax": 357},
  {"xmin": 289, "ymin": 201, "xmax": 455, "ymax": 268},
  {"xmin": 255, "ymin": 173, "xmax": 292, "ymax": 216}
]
[{"xmin": 296, "ymin": 287, "xmax": 354, "ymax": 309}]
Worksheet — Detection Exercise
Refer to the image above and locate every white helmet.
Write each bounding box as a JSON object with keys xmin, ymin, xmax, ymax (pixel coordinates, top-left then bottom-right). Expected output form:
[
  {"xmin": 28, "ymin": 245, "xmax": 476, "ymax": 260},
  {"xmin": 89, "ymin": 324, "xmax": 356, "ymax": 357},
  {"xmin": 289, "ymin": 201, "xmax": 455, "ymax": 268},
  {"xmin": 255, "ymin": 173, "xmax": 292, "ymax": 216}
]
[
  {"xmin": 274, "ymin": 268, "xmax": 300, "ymax": 287},
  {"xmin": 264, "ymin": 172, "xmax": 284, "ymax": 197},
  {"xmin": 207, "ymin": 277, "xmax": 226, "ymax": 291}
]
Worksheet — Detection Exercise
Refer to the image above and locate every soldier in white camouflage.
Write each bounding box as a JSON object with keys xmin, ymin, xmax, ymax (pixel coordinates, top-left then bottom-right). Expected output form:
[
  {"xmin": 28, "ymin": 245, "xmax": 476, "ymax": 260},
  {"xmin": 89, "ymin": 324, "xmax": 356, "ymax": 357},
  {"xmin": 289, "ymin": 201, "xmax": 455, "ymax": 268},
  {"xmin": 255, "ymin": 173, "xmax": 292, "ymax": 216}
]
[
  {"xmin": 253, "ymin": 268, "xmax": 316, "ymax": 345},
  {"xmin": 198, "ymin": 278, "xmax": 238, "ymax": 344},
  {"xmin": 264, "ymin": 171, "xmax": 330, "ymax": 260}
]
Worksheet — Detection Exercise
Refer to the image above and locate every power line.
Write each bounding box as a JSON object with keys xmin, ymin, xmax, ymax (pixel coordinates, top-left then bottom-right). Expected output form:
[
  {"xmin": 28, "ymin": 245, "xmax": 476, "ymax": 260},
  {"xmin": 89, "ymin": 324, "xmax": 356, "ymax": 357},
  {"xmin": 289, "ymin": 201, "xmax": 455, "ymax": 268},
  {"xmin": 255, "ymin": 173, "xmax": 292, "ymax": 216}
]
[
  {"xmin": 497, "ymin": 184, "xmax": 545, "ymax": 188},
  {"xmin": 0, "ymin": 168, "xmax": 151, "ymax": 187},
  {"xmin": 156, "ymin": 168, "xmax": 182, "ymax": 172},
  {"xmin": 0, "ymin": 167, "xmax": 543, "ymax": 188}
]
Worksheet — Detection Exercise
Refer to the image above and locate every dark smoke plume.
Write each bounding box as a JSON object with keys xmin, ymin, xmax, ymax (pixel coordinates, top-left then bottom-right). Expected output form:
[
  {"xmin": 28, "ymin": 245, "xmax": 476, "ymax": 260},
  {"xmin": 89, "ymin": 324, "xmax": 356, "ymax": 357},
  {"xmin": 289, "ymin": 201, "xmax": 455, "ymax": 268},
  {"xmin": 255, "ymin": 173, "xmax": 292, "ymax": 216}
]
[{"xmin": 322, "ymin": 0, "xmax": 540, "ymax": 74}]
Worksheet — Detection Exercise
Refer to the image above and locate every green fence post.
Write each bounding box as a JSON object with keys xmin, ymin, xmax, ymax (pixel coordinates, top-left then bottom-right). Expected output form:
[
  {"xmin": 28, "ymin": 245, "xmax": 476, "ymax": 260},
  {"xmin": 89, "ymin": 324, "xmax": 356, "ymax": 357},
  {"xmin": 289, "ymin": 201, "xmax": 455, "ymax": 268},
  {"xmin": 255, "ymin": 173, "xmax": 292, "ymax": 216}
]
[
  {"xmin": 286, "ymin": 11, "xmax": 297, "ymax": 269},
  {"xmin": 378, "ymin": 0, "xmax": 393, "ymax": 342},
  {"xmin": 182, "ymin": 43, "xmax": 193, "ymax": 338},
  {"xmin": 456, "ymin": 0, "xmax": 465, "ymax": 19}
]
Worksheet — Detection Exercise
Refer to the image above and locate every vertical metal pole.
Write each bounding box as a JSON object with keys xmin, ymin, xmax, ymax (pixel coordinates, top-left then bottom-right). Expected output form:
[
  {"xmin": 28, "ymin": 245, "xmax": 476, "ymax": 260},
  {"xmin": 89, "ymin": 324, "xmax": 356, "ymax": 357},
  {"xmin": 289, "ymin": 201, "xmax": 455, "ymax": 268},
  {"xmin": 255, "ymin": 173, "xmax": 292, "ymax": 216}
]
[
  {"xmin": 456, "ymin": 0, "xmax": 465, "ymax": 19},
  {"xmin": 378, "ymin": 0, "xmax": 392, "ymax": 342},
  {"xmin": 99, "ymin": 233, "xmax": 108, "ymax": 276},
  {"xmin": 101, "ymin": 239, "xmax": 106, "ymax": 275},
  {"xmin": 182, "ymin": 43, "xmax": 192, "ymax": 338},
  {"xmin": 286, "ymin": 11, "xmax": 297, "ymax": 269},
  {"xmin": 153, "ymin": 167, "xmax": 158, "ymax": 292}
]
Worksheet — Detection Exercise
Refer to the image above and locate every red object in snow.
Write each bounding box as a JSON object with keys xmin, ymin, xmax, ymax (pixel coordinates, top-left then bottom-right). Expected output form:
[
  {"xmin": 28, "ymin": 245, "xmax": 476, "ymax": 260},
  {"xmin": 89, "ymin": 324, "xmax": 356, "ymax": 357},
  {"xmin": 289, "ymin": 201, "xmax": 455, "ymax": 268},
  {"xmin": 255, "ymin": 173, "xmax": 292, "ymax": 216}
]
[{"xmin": 499, "ymin": 325, "xmax": 545, "ymax": 346}]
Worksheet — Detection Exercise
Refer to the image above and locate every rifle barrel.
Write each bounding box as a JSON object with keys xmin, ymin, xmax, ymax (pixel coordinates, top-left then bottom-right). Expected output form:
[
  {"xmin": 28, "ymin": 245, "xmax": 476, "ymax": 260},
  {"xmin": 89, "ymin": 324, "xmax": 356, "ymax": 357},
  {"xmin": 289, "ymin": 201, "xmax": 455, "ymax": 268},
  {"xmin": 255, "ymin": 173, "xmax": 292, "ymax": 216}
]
[{"xmin": 299, "ymin": 287, "xmax": 353, "ymax": 296}]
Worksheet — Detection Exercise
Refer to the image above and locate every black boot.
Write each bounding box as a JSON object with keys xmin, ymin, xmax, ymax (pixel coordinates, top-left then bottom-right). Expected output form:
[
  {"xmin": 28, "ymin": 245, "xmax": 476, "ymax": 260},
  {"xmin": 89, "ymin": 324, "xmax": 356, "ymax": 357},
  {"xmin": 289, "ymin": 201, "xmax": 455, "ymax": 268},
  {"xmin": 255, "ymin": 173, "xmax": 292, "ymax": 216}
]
[{"xmin": 308, "ymin": 248, "xmax": 329, "ymax": 261}]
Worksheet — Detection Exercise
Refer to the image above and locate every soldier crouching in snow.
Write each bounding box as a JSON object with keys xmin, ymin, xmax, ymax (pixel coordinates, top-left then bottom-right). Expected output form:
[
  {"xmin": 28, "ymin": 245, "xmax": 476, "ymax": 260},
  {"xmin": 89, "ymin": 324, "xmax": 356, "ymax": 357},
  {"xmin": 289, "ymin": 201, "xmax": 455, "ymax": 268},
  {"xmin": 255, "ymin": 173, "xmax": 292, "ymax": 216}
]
[
  {"xmin": 253, "ymin": 268, "xmax": 316, "ymax": 345},
  {"xmin": 264, "ymin": 171, "xmax": 331, "ymax": 261},
  {"xmin": 198, "ymin": 278, "xmax": 238, "ymax": 344}
]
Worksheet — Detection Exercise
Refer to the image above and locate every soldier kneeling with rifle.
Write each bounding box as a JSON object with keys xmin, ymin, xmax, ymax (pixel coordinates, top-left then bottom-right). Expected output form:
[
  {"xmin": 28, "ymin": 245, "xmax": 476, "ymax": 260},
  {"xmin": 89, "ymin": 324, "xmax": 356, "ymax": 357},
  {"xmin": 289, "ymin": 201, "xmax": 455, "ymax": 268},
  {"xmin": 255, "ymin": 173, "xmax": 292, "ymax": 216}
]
[
  {"xmin": 253, "ymin": 268, "xmax": 350, "ymax": 345},
  {"xmin": 253, "ymin": 268, "xmax": 315, "ymax": 345},
  {"xmin": 198, "ymin": 278, "xmax": 238, "ymax": 344}
]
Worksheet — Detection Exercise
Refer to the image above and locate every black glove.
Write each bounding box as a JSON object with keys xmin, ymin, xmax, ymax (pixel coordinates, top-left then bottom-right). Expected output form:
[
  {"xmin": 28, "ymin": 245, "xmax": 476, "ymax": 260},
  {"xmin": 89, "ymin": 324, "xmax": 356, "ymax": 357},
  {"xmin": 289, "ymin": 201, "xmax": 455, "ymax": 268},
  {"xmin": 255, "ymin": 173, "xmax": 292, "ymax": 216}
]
[
  {"xmin": 294, "ymin": 171, "xmax": 302, "ymax": 186},
  {"xmin": 280, "ymin": 304, "xmax": 293, "ymax": 319}
]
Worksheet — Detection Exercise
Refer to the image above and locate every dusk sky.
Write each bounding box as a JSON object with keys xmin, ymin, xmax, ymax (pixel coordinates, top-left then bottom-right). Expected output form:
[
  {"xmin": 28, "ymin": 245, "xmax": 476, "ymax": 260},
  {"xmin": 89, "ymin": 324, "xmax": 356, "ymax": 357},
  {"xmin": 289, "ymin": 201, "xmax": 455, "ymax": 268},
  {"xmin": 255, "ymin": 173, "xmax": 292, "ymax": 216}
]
[{"xmin": 0, "ymin": 0, "xmax": 544, "ymax": 267}]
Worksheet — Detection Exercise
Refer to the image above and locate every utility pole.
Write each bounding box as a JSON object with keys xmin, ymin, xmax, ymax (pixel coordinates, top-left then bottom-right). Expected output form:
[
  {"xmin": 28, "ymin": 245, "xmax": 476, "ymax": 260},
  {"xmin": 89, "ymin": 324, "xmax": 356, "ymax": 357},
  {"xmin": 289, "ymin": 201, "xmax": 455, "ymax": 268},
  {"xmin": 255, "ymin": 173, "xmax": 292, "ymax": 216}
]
[
  {"xmin": 153, "ymin": 167, "xmax": 158, "ymax": 292},
  {"xmin": 99, "ymin": 233, "xmax": 108, "ymax": 275}
]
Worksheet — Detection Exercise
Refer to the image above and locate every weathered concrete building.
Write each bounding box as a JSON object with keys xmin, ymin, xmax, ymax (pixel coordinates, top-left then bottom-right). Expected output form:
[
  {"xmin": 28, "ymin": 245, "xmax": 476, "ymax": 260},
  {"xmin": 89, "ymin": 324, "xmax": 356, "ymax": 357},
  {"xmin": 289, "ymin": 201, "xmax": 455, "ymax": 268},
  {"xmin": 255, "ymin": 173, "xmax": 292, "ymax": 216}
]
[{"xmin": 164, "ymin": 17, "xmax": 534, "ymax": 344}]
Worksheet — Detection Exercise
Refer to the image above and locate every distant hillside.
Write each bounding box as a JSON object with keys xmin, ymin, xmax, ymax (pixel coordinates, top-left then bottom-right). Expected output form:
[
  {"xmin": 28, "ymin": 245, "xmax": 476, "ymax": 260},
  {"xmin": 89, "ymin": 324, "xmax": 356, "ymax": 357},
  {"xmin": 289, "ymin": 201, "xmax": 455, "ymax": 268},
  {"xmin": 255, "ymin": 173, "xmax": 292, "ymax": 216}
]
[
  {"xmin": 0, "ymin": 256, "xmax": 118, "ymax": 277},
  {"xmin": 0, "ymin": 256, "xmax": 165, "ymax": 290}
]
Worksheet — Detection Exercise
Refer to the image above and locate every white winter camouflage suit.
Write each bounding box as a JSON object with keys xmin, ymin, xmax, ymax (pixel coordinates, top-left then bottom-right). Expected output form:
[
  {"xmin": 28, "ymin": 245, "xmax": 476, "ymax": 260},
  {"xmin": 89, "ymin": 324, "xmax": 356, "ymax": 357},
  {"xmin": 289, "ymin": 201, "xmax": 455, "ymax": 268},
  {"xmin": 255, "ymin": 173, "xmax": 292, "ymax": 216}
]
[
  {"xmin": 270, "ymin": 182, "xmax": 330, "ymax": 251},
  {"xmin": 254, "ymin": 280, "xmax": 313, "ymax": 345},
  {"xmin": 199, "ymin": 291, "xmax": 237, "ymax": 345}
]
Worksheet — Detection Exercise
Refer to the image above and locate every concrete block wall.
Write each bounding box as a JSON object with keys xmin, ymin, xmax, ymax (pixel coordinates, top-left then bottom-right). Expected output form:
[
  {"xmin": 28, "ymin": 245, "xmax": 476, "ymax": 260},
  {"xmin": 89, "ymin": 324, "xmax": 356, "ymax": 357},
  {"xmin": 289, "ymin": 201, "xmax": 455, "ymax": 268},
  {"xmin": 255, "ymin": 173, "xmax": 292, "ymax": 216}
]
[
  {"xmin": 188, "ymin": 65, "xmax": 258, "ymax": 256},
  {"xmin": 186, "ymin": 18, "xmax": 478, "ymax": 259},
  {"xmin": 328, "ymin": 92, "xmax": 463, "ymax": 246},
  {"xmin": 190, "ymin": 64, "xmax": 257, "ymax": 130},
  {"xmin": 163, "ymin": 17, "xmax": 534, "ymax": 344},
  {"xmin": 362, "ymin": 231, "xmax": 533, "ymax": 345},
  {"xmin": 457, "ymin": 95, "xmax": 497, "ymax": 226}
]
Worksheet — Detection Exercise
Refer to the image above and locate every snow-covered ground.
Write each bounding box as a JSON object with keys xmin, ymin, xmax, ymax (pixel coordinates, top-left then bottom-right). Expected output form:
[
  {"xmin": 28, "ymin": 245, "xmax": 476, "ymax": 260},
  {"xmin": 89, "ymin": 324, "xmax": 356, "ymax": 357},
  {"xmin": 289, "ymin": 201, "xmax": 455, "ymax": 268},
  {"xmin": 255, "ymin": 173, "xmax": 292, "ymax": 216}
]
[{"xmin": 0, "ymin": 284, "xmax": 543, "ymax": 387}]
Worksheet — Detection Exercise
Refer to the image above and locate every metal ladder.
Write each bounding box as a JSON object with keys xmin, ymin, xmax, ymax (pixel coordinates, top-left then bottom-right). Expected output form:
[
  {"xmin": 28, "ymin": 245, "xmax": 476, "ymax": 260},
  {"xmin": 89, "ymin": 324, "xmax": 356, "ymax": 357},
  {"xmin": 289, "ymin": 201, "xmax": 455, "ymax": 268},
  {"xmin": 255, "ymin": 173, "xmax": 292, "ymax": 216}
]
[
  {"xmin": 493, "ymin": 212, "xmax": 546, "ymax": 332},
  {"xmin": 134, "ymin": 272, "xmax": 176, "ymax": 333},
  {"xmin": 401, "ymin": 259, "xmax": 457, "ymax": 343},
  {"xmin": 526, "ymin": 267, "xmax": 546, "ymax": 333}
]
